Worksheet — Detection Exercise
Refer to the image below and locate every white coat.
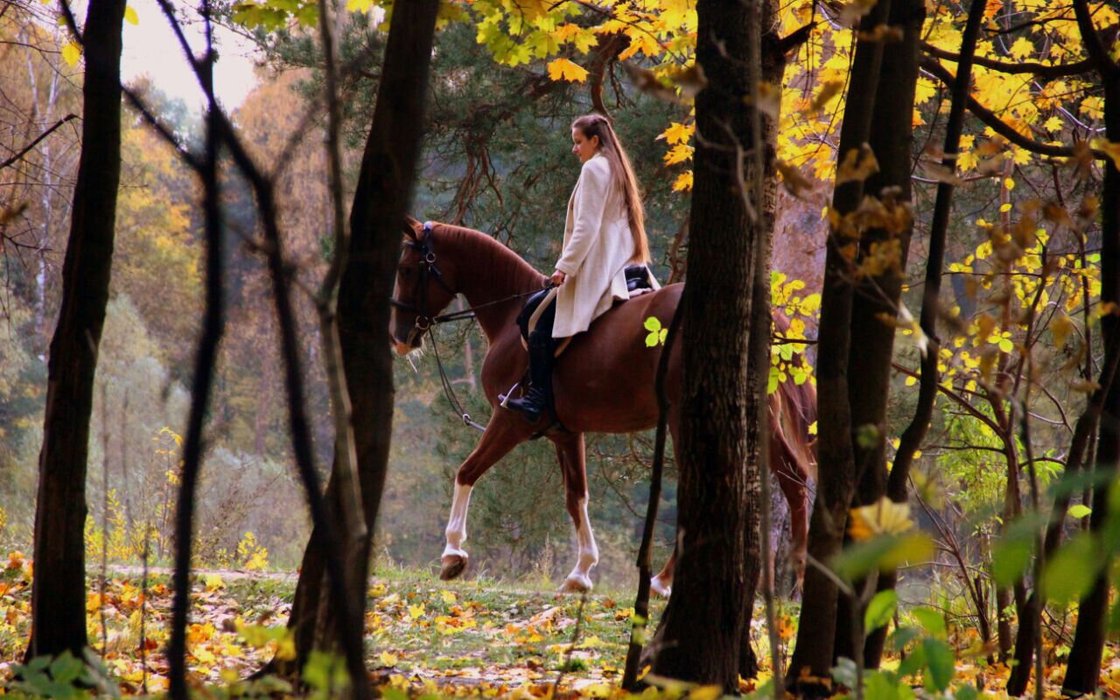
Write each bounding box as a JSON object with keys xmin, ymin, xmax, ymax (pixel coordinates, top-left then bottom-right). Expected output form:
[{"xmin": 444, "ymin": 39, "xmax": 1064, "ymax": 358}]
[{"xmin": 552, "ymin": 153, "xmax": 652, "ymax": 338}]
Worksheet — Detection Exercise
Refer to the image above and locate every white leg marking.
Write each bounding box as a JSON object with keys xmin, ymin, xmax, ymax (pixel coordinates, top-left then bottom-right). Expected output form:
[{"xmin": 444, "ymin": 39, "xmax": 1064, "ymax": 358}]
[
  {"xmin": 563, "ymin": 497, "xmax": 599, "ymax": 592},
  {"xmin": 442, "ymin": 482, "xmax": 472, "ymax": 560},
  {"xmin": 650, "ymin": 573, "xmax": 673, "ymax": 598}
]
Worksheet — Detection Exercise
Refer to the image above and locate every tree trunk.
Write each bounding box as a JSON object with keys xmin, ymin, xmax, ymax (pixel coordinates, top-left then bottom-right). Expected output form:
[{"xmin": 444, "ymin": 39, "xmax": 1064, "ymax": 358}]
[
  {"xmin": 647, "ymin": 0, "xmax": 782, "ymax": 691},
  {"xmin": 280, "ymin": 0, "xmax": 440, "ymax": 673},
  {"xmin": 834, "ymin": 0, "xmax": 926, "ymax": 668},
  {"xmin": 787, "ymin": 1, "xmax": 892, "ymax": 689},
  {"xmin": 879, "ymin": 0, "xmax": 988, "ymax": 668},
  {"xmin": 25, "ymin": 0, "xmax": 126, "ymax": 662},
  {"xmin": 1063, "ymin": 26, "xmax": 1120, "ymax": 694}
]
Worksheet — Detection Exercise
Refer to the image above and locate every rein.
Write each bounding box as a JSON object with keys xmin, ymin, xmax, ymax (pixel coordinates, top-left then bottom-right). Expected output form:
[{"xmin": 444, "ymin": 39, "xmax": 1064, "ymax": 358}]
[{"xmin": 392, "ymin": 222, "xmax": 548, "ymax": 433}]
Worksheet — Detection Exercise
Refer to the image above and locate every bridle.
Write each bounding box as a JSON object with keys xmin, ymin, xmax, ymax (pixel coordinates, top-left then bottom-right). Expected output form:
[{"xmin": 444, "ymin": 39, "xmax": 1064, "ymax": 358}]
[
  {"xmin": 389, "ymin": 221, "xmax": 546, "ymax": 433},
  {"xmin": 390, "ymin": 222, "xmax": 459, "ymax": 344}
]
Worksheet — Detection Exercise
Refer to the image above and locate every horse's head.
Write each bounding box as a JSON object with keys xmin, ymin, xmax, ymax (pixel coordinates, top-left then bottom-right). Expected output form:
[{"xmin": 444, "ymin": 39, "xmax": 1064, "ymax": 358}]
[{"xmin": 390, "ymin": 219, "xmax": 460, "ymax": 356}]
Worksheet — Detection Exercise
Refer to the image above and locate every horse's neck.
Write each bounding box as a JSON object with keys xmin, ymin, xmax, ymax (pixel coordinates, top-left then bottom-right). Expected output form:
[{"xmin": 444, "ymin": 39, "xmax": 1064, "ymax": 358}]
[{"xmin": 444, "ymin": 228, "xmax": 543, "ymax": 341}]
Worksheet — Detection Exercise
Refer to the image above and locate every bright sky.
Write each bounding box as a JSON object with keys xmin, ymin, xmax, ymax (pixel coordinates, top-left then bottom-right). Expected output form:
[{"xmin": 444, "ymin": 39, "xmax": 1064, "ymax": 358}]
[{"xmin": 121, "ymin": 3, "xmax": 260, "ymax": 111}]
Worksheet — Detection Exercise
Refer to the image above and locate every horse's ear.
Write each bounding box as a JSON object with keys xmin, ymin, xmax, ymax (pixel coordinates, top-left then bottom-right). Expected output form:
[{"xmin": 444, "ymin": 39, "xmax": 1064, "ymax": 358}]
[{"xmin": 403, "ymin": 216, "xmax": 422, "ymax": 240}]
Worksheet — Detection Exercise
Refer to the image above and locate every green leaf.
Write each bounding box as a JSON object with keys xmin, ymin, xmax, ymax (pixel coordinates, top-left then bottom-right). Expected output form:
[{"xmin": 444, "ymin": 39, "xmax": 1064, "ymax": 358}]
[
  {"xmin": 865, "ymin": 670, "xmax": 913, "ymax": 700},
  {"xmin": 1069, "ymin": 504, "xmax": 1092, "ymax": 519},
  {"xmin": 1110, "ymin": 596, "xmax": 1120, "ymax": 634},
  {"xmin": 889, "ymin": 625, "xmax": 920, "ymax": 653},
  {"xmin": 911, "ymin": 607, "xmax": 947, "ymax": 638},
  {"xmin": 922, "ymin": 638, "xmax": 954, "ymax": 692},
  {"xmin": 855, "ymin": 423, "xmax": 881, "ymax": 449},
  {"xmin": 1042, "ymin": 532, "xmax": 1100, "ymax": 603},
  {"xmin": 955, "ymin": 685, "xmax": 979, "ymax": 700},
  {"xmin": 897, "ymin": 641, "xmax": 925, "ymax": 678},
  {"xmin": 991, "ymin": 513, "xmax": 1046, "ymax": 586},
  {"xmin": 831, "ymin": 657, "xmax": 858, "ymax": 689},
  {"xmin": 1046, "ymin": 469, "xmax": 1115, "ymax": 499},
  {"xmin": 864, "ymin": 590, "xmax": 898, "ymax": 633},
  {"xmin": 49, "ymin": 652, "xmax": 84, "ymax": 685}
]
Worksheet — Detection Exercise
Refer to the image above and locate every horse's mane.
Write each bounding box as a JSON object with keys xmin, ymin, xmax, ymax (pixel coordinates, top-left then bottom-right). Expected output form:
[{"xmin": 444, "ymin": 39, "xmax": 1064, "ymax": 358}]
[{"xmin": 431, "ymin": 221, "xmax": 545, "ymax": 292}]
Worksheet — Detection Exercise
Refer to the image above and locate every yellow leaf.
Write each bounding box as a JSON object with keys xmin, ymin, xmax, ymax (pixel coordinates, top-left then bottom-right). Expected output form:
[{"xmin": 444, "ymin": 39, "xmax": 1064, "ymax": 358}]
[
  {"xmin": 546, "ymin": 57, "xmax": 588, "ymax": 83},
  {"xmin": 379, "ymin": 651, "xmax": 399, "ymax": 667},
  {"xmin": 663, "ymin": 143, "xmax": 694, "ymax": 166},
  {"xmin": 671, "ymin": 171, "xmax": 693, "ymax": 192},
  {"xmin": 1091, "ymin": 139, "xmax": 1120, "ymax": 170},
  {"xmin": 835, "ymin": 143, "xmax": 879, "ymax": 185},
  {"xmin": 346, "ymin": 0, "xmax": 373, "ymax": 10},
  {"xmin": 124, "ymin": 5, "xmax": 138, "ymax": 25},
  {"xmin": 408, "ymin": 603, "xmax": 425, "ymax": 619},
  {"xmin": 689, "ymin": 685, "xmax": 723, "ymax": 700},
  {"xmin": 1008, "ymin": 37, "xmax": 1034, "ymax": 60},
  {"xmin": 276, "ymin": 634, "xmax": 296, "ymax": 661},
  {"xmin": 61, "ymin": 42, "xmax": 81, "ymax": 67},
  {"xmin": 849, "ymin": 496, "xmax": 915, "ymax": 541},
  {"xmin": 618, "ymin": 31, "xmax": 662, "ymax": 61},
  {"xmin": 552, "ymin": 23, "xmax": 597, "ymax": 53},
  {"xmin": 1051, "ymin": 313, "xmax": 1074, "ymax": 348},
  {"xmin": 658, "ymin": 121, "xmax": 694, "ymax": 146},
  {"xmin": 440, "ymin": 589, "xmax": 457, "ymax": 605}
]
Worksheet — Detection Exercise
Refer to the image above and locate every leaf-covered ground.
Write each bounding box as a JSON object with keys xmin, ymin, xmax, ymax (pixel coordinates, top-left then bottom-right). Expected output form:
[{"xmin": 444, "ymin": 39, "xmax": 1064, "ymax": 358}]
[{"xmin": 2, "ymin": 552, "xmax": 1119, "ymax": 698}]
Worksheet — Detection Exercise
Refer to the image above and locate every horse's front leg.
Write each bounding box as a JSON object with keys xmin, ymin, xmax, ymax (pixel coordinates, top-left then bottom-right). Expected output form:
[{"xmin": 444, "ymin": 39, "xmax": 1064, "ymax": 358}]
[
  {"xmin": 551, "ymin": 432, "xmax": 599, "ymax": 593},
  {"xmin": 441, "ymin": 413, "xmax": 526, "ymax": 580}
]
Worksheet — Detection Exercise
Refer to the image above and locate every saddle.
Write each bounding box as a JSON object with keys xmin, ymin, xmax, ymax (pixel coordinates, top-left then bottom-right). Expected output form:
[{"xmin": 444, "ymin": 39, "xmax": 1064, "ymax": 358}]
[{"xmin": 516, "ymin": 264, "xmax": 657, "ymax": 343}]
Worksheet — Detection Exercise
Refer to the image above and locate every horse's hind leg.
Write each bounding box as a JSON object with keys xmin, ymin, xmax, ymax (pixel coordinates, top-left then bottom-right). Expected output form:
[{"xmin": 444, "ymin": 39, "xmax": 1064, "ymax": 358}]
[
  {"xmin": 441, "ymin": 413, "xmax": 525, "ymax": 581},
  {"xmin": 649, "ymin": 405, "xmax": 683, "ymax": 598},
  {"xmin": 551, "ymin": 431, "xmax": 599, "ymax": 593},
  {"xmin": 774, "ymin": 451, "xmax": 810, "ymax": 590},
  {"xmin": 651, "ymin": 549, "xmax": 675, "ymax": 597}
]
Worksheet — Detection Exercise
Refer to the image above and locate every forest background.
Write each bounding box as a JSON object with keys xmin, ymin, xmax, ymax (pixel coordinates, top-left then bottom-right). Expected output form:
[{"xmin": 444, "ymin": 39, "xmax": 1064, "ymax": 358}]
[
  {"xmin": 1, "ymin": 0, "xmax": 828, "ymax": 586},
  {"xmin": 2, "ymin": 0, "xmax": 1120, "ymax": 696}
]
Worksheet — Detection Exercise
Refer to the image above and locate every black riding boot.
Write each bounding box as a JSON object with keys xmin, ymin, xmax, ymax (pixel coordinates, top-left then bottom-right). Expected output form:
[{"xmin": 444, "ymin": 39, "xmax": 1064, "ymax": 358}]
[{"xmin": 506, "ymin": 330, "xmax": 555, "ymax": 422}]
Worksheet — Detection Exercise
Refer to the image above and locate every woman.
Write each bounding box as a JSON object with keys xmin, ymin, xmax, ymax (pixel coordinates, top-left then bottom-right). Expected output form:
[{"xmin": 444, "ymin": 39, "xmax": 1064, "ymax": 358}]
[{"xmin": 507, "ymin": 113, "xmax": 656, "ymax": 422}]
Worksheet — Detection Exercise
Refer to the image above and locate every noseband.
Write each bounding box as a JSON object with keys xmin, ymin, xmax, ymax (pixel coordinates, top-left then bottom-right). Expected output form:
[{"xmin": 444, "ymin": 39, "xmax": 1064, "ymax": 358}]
[{"xmin": 390, "ymin": 222, "xmax": 456, "ymax": 341}]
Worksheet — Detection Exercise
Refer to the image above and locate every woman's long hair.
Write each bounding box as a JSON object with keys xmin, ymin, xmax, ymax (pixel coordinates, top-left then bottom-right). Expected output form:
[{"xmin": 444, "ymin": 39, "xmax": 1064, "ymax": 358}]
[{"xmin": 572, "ymin": 114, "xmax": 650, "ymax": 263}]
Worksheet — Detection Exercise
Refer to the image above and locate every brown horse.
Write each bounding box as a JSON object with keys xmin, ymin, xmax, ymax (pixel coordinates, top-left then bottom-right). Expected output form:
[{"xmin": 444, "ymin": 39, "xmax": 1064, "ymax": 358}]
[{"xmin": 389, "ymin": 219, "xmax": 816, "ymax": 593}]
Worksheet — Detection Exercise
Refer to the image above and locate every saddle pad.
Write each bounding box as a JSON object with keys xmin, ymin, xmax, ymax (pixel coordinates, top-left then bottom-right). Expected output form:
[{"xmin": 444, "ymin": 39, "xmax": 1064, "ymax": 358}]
[{"xmin": 516, "ymin": 287, "xmax": 570, "ymax": 357}]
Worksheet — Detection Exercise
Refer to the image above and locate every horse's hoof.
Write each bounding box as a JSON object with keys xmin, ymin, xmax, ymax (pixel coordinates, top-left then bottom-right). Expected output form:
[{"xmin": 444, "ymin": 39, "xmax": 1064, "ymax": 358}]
[
  {"xmin": 560, "ymin": 573, "xmax": 593, "ymax": 593},
  {"xmin": 650, "ymin": 576, "xmax": 672, "ymax": 598},
  {"xmin": 440, "ymin": 554, "xmax": 467, "ymax": 580}
]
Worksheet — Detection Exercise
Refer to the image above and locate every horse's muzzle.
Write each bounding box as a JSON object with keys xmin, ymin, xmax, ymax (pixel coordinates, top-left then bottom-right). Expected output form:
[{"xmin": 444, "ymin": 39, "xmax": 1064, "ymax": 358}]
[{"xmin": 390, "ymin": 326, "xmax": 424, "ymax": 356}]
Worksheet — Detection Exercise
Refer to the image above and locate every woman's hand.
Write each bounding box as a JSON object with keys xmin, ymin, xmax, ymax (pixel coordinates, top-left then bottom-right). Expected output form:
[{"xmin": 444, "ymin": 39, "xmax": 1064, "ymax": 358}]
[{"xmin": 550, "ymin": 270, "xmax": 567, "ymax": 286}]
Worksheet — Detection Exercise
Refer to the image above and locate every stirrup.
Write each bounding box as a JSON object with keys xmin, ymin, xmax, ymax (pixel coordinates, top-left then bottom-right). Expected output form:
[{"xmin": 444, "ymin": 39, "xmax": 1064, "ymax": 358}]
[
  {"xmin": 498, "ymin": 382, "xmax": 521, "ymax": 408},
  {"xmin": 505, "ymin": 386, "xmax": 549, "ymax": 422}
]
